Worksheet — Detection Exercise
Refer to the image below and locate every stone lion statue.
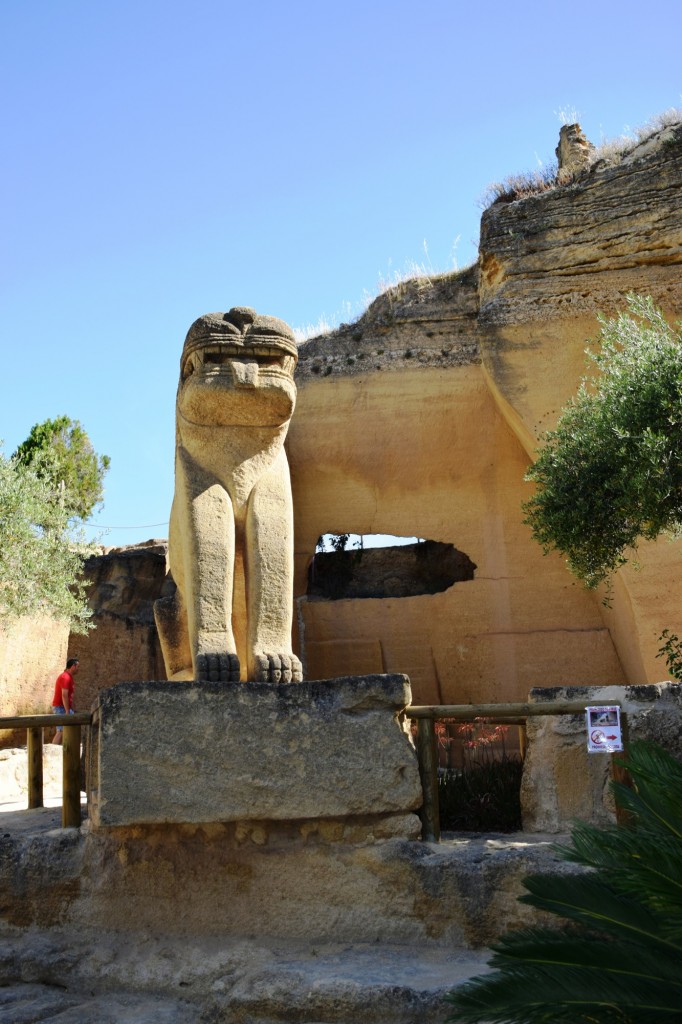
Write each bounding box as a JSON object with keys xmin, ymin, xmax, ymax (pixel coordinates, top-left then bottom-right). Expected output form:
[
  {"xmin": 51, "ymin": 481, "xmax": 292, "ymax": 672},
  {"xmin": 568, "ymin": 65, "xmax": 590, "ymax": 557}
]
[{"xmin": 154, "ymin": 306, "xmax": 303, "ymax": 684}]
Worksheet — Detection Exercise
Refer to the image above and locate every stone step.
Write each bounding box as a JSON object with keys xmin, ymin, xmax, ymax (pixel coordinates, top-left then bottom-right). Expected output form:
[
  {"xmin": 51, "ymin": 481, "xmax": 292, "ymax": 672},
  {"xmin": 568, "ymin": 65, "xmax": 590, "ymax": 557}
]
[
  {"xmin": 0, "ymin": 933, "xmax": 491, "ymax": 1024},
  {"xmin": 200, "ymin": 943, "xmax": 490, "ymax": 1023},
  {"xmin": 0, "ymin": 982, "xmax": 200, "ymax": 1023}
]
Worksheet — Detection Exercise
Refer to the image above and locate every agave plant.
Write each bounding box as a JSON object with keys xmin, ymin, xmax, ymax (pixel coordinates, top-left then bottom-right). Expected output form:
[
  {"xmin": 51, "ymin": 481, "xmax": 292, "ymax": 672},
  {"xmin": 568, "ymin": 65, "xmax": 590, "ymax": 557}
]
[{"xmin": 446, "ymin": 740, "xmax": 682, "ymax": 1023}]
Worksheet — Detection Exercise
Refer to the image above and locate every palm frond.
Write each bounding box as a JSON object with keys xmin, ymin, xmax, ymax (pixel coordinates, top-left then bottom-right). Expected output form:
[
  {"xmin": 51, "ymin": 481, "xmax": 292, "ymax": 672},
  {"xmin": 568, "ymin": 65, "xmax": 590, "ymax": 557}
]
[
  {"xmin": 562, "ymin": 824, "xmax": 682, "ymax": 931},
  {"xmin": 489, "ymin": 928, "xmax": 681, "ymax": 985},
  {"xmin": 446, "ymin": 740, "xmax": 682, "ymax": 1024},
  {"xmin": 448, "ymin": 967, "xmax": 682, "ymax": 1024},
  {"xmin": 612, "ymin": 741, "xmax": 682, "ymax": 838},
  {"xmin": 520, "ymin": 875, "xmax": 678, "ymax": 954}
]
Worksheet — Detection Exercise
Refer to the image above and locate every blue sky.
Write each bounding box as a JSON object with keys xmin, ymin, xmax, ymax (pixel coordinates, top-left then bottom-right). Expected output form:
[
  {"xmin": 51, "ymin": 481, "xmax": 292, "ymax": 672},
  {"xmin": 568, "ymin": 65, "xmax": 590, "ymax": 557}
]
[{"xmin": 2, "ymin": 0, "xmax": 680, "ymax": 548}]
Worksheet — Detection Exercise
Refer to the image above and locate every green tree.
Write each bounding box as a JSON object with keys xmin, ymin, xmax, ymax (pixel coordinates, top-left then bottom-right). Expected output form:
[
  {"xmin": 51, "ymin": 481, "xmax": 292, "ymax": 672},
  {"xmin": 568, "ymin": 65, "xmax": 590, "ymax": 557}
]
[
  {"xmin": 0, "ymin": 449, "xmax": 93, "ymax": 632},
  {"xmin": 523, "ymin": 294, "xmax": 682, "ymax": 589},
  {"xmin": 446, "ymin": 740, "xmax": 682, "ymax": 1023},
  {"xmin": 13, "ymin": 415, "xmax": 110, "ymax": 522}
]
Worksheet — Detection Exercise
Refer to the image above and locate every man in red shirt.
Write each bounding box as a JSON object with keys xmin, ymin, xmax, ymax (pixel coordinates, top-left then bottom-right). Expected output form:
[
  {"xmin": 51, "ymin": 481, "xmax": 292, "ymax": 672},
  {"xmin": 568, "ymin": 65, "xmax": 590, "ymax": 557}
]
[{"xmin": 51, "ymin": 658, "xmax": 80, "ymax": 745}]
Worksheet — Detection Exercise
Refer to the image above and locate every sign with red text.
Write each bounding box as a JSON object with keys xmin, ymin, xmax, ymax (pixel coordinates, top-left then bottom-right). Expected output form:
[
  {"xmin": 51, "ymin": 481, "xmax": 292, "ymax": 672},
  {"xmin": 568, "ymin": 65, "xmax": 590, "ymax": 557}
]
[{"xmin": 586, "ymin": 706, "xmax": 623, "ymax": 753}]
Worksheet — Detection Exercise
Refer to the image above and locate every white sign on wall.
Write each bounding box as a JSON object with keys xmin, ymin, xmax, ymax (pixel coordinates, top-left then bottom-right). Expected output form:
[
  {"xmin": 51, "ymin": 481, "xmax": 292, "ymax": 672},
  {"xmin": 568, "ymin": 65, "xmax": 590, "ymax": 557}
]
[{"xmin": 585, "ymin": 705, "xmax": 623, "ymax": 753}]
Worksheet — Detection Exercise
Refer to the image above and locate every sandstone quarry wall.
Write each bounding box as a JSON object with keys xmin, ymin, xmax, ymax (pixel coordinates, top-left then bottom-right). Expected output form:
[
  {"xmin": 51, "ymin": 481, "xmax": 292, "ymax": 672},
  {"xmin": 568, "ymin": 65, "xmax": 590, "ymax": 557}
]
[
  {"xmin": 289, "ymin": 120, "xmax": 682, "ymax": 701},
  {"xmin": 66, "ymin": 120, "xmax": 682, "ymax": 704},
  {"xmin": 0, "ymin": 615, "xmax": 68, "ymax": 722},
  {"xmin": 288, "ymin": 362, "xmax": 626, "ymax": 702},
  {"xmin": 67, "ymin": 541, "xmax": 170, "ymax": 711},
  {"xmin": 476, "ymin": 120, "xmax": 682, "ymax": 686}
]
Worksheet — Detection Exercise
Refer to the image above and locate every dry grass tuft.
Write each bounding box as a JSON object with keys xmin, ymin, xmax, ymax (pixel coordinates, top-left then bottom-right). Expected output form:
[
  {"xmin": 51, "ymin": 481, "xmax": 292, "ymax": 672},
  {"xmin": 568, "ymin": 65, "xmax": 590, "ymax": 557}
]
[
  {"xmin": 480, "ymin": 107, "xmax": 682, "ymax": 211},
  {"xmin": 478, "ymin": 162, "xmax": 558, "ymax": 208},
  {"xmin": 589, "ymin": 106, "xmax": 682, "ymax": 167}
]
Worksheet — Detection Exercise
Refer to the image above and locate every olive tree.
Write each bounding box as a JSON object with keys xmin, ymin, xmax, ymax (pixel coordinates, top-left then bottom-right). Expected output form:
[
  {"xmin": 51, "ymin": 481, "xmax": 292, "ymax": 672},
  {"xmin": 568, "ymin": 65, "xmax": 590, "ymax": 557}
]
[
  {"xmin": 524, "ymin": 294, "xmax": 682, "ymax": 588},
  {"xmin": 0, "ymin": 449, "xmax": 93, "ymax": 632},
  {"xmin": 13, "ymin": 415, "xmax": 110, "ymax": 523},
  {"xmin": 523, "ymin": 294, "xmax": 682, "ymax": 676}
]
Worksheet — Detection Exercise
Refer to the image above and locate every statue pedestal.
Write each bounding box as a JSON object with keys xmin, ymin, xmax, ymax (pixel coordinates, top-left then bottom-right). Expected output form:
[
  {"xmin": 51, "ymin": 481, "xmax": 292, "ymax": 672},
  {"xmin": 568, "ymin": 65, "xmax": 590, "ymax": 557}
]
[{"xmin": 88, "ymin": 674, "xmax": 422, "ymax": 830}]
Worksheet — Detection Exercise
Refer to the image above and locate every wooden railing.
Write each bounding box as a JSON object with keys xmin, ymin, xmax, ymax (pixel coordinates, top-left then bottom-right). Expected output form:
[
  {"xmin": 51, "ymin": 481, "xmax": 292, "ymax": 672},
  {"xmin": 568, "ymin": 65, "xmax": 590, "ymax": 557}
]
[
  {"xmin": 0, "ymin": 714, "xmax": 91, "ymax": 827},
  {"xmin": 2, "ymin": 700, "xmax": 626, "ymax": 837},
  {"xmin": 406, "ymin": 700, "xmax": 627, "ymax": 842}
]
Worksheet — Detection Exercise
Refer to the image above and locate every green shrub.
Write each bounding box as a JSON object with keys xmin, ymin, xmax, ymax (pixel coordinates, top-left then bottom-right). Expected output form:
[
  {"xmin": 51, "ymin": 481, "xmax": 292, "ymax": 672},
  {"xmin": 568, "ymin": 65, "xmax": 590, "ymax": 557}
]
[
  {"xmin": 523, "ymin": 295, "xmax": 682, "ymax": 590},
  {"xmin": 657, "ymin": 629, "xmax": 682, "ymax": 680}
]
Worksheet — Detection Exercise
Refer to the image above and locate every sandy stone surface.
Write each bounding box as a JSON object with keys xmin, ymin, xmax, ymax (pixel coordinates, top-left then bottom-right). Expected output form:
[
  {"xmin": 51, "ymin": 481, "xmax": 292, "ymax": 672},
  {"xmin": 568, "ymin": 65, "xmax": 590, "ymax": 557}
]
[
  {"xmin": 71, "ymin": 541, "xmax": 170, "ymax": 712},
  {"xmin": 0, "ymin": 982, "xmax": 199, "ymax": 1023},
  {"xmin": 0, "ymin": 794, "xmax": 570, "ymax": 1020},
  {"xmin": 0, "ymin": 615, "xmax": 68, "ymax": 720},
  {"xmin": 521, "ymin": 681, "xmax": 682, "ymax": 831},
  {"xmin": 0, "ymin": 746, "xmax": 65, "ymax": 811}
]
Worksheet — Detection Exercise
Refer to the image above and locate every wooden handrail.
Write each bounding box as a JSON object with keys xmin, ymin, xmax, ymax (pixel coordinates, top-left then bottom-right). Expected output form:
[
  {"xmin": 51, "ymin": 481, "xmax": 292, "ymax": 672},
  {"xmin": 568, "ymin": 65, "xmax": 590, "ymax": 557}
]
[
  {"xmin": 0, "ymin": 713, "xmax": 92, "ymax": 827},
  {"xmin": 0, "ymin": 713, "xmax": 91, "ymax": 729},
  {"xmin": 405, "ymin": 700, "xmax": 612, "ymax": 719}
]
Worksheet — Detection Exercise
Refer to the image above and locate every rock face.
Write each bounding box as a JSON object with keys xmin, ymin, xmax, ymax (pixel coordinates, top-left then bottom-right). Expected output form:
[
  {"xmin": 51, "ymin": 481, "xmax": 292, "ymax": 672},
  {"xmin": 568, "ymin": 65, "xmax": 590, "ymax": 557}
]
[
  {"xmin": 290, "ymin": 323, "xmax": 626, "ymax": 700},
  {"xmin": 0, "ymin": 615, "xmax": 68, "ymax": 728},
  {"xmin": 289, "ymin": 120, "xmax": 682, "ymax": 700},
  {"xmin": 555, "ymin": 122, "xmax": 594, "ymax": 181},
  {"xmin": 68, "ymin": 541, "xmax": 170, "ymax": 713},
  {"xmin": 475, "ymin": 120, "xmax": 682, "ymax": 687},
  {"xmin": 89, "ymin": 675, "xmax": 421, "ymax": 829},
  {"xmin": 0, "ymin": 803, "xmax": 579, "ymax": 946},
  {"xmin": 69, "ymin": 120, "xmax": 682, "ymax": 708},
  {"xmin": 521, "ymin": 682, "xmax": 682, "ymax": 831},
  {"xmin": 0, "ymin": 746, "xmax": 64, "ymax": 804}
]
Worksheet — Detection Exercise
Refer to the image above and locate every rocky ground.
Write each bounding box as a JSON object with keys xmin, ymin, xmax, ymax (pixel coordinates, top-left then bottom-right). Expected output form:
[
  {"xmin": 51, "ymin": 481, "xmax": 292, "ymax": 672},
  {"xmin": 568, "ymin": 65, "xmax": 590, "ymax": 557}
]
[
  {"xmin": 0, "ymin": 922, "xmax": 489, "ymax": 1023},
  {"xmin": 0, "ymin": 746, "xmax": 65, "ymax": 812},
  {"xmin": 3, "ymin": 749, "xmax": 581, "ymax": 1023}
]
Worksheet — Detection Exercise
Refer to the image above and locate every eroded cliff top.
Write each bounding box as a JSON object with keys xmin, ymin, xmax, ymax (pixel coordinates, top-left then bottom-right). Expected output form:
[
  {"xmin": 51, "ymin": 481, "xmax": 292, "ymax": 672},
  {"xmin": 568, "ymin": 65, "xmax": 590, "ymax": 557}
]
[
  {"xmin": 296, "ymin": 263, "xmax": 481, "ymax": 381},
  {"xmin": 479, "ymin": 118, "xmax": 682, "ymax": 325},
  {"xmin": 296, "ymin": 117, "xmax": 682, "ymax": 382}
]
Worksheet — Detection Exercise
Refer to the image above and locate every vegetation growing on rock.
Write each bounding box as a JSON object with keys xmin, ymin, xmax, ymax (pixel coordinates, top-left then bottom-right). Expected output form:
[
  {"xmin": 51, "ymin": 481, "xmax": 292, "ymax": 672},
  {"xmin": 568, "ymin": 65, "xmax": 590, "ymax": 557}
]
[
  {"xmin": 13, "ymin": 415, "xmax": 110, "ymax": 523},
  {"xmin": 523, "ymin": 294, "xmax": 682, "ymax": 589},
  {"xmin": 0, "ymin": 447, "xmax": 94, "ymax": 631}
]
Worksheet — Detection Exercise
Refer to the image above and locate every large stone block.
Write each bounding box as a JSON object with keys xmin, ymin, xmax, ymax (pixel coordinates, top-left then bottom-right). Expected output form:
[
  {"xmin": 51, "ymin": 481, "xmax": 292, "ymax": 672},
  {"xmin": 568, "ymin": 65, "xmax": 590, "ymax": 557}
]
[
  {"xmin": 89, "ymin": 674, "xmax": 422, "ymax": 828},
  {"xmin": 521, "ymin": 682, "xmax": 682, "ymax": 831}
]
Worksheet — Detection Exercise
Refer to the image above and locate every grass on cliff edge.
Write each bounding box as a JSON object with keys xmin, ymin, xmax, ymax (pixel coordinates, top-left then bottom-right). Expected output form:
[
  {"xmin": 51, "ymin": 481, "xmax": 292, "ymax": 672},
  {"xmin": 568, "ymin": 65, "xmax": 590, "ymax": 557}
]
[
  {"xmin": 294, "ymin": 240, "xmax": 465, "ymax": 342},
  {"xmin": 479, "ymin": 106, "xmax": 682, "ymax": 209}
]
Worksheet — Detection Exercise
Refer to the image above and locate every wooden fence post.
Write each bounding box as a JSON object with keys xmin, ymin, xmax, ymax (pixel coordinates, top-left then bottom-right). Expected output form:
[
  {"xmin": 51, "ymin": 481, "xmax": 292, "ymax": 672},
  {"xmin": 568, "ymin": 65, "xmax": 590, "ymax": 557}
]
[
  {"xmin": 27, "ymin": 727, "xmax": 43, "ymax": 809},
  {"xmin": 62, "ymin": 724, "xmax": 81, "ymax": 828},
  {"xmin": 611, "ymin": 712, "xmax": 633, "ymax": 827},
  {"xmin": 416, "ymin": 716, "xmax": 440, "ymax": 843}
]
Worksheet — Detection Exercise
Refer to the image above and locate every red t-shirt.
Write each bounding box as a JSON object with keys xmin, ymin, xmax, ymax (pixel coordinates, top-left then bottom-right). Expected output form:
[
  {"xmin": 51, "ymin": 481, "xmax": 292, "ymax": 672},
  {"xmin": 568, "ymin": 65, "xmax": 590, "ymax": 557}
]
[{"xmin": 52, "ymin": 671, "xmax": 74, "ymax": 709}]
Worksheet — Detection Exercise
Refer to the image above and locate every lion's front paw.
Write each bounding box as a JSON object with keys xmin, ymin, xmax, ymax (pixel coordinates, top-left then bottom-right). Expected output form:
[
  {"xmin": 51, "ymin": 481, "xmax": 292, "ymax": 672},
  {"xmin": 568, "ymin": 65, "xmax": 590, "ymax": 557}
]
[
  {"xmin": 195, "ymin": 653, "xmax": 240, "ymax": 683},
  {"xmin": 253, "ymin": 652, "xmax": 303, "ymax": 684}
]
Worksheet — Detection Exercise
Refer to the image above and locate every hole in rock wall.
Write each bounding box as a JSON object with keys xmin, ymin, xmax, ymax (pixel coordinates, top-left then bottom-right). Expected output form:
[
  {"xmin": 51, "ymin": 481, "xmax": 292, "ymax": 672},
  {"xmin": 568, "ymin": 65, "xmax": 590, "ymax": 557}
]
[{"xmin": 307, "ymin": 535, "xmax": 476, "ymax": 601}]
